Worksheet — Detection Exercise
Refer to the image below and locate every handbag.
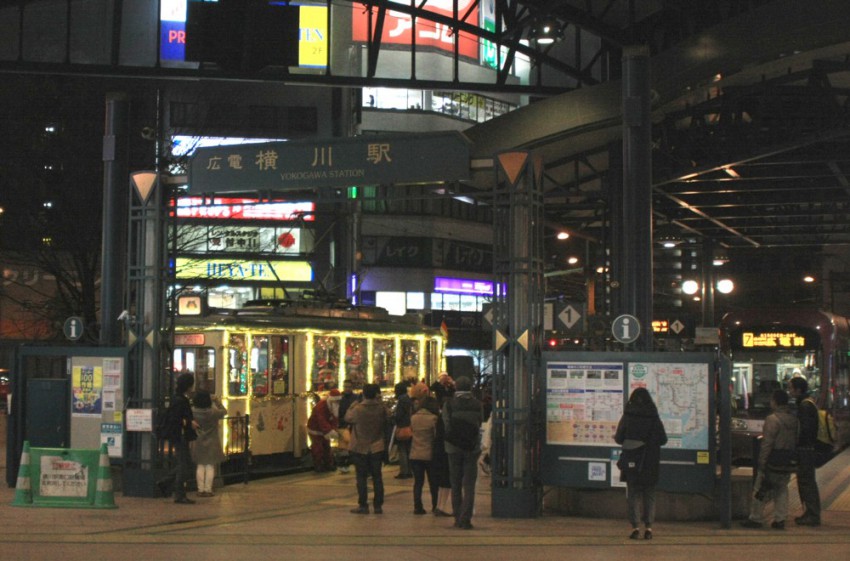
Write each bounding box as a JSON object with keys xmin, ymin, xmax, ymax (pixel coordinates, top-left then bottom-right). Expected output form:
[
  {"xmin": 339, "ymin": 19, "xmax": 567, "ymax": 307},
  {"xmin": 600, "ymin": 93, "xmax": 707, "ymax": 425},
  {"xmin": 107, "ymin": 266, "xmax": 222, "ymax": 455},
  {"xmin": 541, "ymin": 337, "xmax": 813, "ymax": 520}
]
[
  {"xmin": 616, "ymin": 446, "xmax": 645, "ymax": 476},
  {"xmin": 395, "ymin": 426, "xmax": 413, "ymax": 441}
]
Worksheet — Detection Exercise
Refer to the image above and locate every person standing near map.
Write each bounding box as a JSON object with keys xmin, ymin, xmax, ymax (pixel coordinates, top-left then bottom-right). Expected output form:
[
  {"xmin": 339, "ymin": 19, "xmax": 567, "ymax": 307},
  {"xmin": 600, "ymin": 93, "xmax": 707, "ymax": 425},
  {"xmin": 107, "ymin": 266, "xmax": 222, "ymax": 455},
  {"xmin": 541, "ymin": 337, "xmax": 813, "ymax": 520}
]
[{"xmin": 614, "ymin": 387, "xmax": 668, "ymax": 541}]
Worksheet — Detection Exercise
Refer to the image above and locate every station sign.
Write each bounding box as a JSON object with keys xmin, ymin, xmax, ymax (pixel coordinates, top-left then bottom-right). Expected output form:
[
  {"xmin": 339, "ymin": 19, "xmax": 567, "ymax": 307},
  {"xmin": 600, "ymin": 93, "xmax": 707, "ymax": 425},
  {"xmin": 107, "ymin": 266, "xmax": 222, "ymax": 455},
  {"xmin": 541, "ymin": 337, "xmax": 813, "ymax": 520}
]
[{"xmin": 189, "ymin": 132, "xmax": 470, "ymax": 193}]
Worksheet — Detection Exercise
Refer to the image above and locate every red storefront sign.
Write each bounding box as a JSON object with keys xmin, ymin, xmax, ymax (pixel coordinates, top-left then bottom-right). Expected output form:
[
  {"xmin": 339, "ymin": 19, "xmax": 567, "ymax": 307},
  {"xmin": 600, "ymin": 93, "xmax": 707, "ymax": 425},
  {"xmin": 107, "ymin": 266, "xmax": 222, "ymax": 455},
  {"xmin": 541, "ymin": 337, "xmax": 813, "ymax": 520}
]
[{"xmin": 352, "ymin": 0, "xmax": 479, "ymax": 59}]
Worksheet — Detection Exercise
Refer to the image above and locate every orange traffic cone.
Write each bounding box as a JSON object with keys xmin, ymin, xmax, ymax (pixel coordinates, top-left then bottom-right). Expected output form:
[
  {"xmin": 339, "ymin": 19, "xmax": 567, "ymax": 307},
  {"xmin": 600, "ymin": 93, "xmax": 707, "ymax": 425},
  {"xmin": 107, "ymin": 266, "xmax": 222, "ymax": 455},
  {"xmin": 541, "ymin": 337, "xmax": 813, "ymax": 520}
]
[
  {"xmin": 93, "ymin": 443, "xmax": 117, "ymax": 509},
  {"xmin": 12, "ymin": 441, "xmax": 32, "ymax": 507}
]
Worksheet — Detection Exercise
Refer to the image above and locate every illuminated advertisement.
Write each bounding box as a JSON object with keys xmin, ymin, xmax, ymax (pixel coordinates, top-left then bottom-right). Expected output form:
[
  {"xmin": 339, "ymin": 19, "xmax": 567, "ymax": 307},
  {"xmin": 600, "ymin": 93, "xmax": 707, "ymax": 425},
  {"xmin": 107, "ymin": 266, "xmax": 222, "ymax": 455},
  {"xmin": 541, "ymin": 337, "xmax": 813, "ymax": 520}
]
[
  {"xmin": 352, "ymin": 0, "xmax": 480, "ymax": 59},
  {"xmin": 434, "ymin": 276, "xmax": 493, "ymax": 295},
  {"xmin": 174, "ymin": 198, "xmax": 315, "ymax": 221},
  {"xmin": 176, "ymin": 225, "xmax": 312, "ymax": 254},
  {"xmin": 160, "ymin": 0, "xmax": 327, "ymax": 68},
  {"xmin": 176, "ymin": 258, "xmax": 313, "ymax": 282}
]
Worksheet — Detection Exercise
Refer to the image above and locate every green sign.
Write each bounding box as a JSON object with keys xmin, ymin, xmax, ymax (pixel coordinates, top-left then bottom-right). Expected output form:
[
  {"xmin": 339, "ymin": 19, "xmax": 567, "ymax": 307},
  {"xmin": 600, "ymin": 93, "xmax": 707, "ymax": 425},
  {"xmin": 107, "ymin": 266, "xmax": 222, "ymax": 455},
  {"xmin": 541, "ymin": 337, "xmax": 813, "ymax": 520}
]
[{"xmin": 189, "ymin": 132, "xmax": 471, "ymax": 193}]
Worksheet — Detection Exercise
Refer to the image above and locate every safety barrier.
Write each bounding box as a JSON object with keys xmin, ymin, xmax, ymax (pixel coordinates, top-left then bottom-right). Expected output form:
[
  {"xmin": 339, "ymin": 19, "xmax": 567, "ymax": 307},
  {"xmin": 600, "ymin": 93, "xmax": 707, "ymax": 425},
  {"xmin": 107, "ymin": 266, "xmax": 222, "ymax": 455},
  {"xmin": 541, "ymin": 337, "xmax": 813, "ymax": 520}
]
[
  {"xmin": 222, "ymin": 414, "xmax": 251, "ymax": 484},
  {"xmin": 12, "ymin": 441, "xmax": 117, "ymax": 509}
]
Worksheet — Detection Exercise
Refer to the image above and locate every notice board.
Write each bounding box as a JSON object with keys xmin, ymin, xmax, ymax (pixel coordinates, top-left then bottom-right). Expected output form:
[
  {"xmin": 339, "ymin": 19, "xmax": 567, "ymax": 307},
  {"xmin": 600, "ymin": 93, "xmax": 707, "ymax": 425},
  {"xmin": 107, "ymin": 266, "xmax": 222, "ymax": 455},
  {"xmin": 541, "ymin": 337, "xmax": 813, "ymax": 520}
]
[{"xmin": 540, "ymin": 352, "xmax": 719, "ymax": 494}]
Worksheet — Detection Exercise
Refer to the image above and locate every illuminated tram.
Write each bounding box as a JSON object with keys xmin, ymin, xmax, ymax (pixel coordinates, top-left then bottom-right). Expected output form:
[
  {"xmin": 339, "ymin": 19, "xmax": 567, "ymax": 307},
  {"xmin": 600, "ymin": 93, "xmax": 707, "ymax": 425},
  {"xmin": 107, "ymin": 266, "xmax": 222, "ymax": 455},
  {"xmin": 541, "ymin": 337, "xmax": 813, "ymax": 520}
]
[
  {"xmin": 171, "ymin": 300, "xmax": 445, "ymax": 465},
  {"xmin": 719, "ymin": 308, "xmax": 850, "ymax": 464}
]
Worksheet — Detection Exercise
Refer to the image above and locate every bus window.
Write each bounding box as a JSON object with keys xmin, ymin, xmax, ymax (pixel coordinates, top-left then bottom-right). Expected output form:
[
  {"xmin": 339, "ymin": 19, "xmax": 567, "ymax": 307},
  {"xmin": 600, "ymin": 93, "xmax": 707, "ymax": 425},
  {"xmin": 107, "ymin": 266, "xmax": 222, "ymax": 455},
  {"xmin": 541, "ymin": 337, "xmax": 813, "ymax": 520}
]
[
  {"xmin": 312, "ymin": 336, "xmax": 340, "ymax": 391},
  {"xmin": 270, "ymin": 335, "xmax": 290, "ymax": 396},
  {"xmin": 228, "ymin": 333, "xmax": 248, "ymax": 397},
  {"xmin": 372, "ymin": 339, "xmax": 395, "ymax": 387},
  {"xmin": 345, "ymin": 338, "xmax": 368, "ymax": 389},
  {"xmin": 173, "ymin": 347, "xmax": 216, "ymax": 393}
]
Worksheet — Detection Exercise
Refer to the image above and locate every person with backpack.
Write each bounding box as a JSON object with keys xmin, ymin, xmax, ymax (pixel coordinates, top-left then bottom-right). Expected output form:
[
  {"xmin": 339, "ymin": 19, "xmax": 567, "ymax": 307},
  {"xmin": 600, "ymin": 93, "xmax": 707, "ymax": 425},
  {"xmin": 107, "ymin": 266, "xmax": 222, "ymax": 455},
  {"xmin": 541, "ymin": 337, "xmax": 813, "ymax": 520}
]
[
  {"xmin": 614, "ymin": 387, "xmax": 668, "ymax": 540},
  {"xmin": 788, "ymin": 376, "xmax": 821, "ymax": 526},
  {"xmin": 156, "ymin": 372, "xmax": 200, "ymax": 504},
  {"xmin": 441, "ymin": 376, "xmax": 483, "ymax": 530}
]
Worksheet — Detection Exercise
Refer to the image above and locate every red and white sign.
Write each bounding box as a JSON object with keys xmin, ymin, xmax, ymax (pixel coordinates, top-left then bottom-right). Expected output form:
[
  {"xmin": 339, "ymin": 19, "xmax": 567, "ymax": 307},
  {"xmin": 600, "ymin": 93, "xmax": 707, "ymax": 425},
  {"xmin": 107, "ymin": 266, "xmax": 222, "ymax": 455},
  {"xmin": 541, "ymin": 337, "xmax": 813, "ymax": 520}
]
[
  {"xmin": 352, "ymin": 0, "xmax": 479, "ymax": 59},
  {"xmin": 174, "ymin": 198, "xmax": 315, "ymax": 221}
]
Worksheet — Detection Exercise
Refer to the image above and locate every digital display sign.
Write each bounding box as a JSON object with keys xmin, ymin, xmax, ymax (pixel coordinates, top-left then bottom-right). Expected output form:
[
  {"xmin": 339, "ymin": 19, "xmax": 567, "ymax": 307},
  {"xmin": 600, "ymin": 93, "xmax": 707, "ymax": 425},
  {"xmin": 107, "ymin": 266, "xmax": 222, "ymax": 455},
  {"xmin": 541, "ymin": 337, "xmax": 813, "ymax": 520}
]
[
  {"xmin": 741, "ymin": 331, "xmax": 807, "ymax": 348},
  {"xmin": 174, "ymin": 198, "xmax": 315, "ymax": 221},
  {"xmin": 176, "ymin": 258, "xmax": 313, "ymax": 282}
]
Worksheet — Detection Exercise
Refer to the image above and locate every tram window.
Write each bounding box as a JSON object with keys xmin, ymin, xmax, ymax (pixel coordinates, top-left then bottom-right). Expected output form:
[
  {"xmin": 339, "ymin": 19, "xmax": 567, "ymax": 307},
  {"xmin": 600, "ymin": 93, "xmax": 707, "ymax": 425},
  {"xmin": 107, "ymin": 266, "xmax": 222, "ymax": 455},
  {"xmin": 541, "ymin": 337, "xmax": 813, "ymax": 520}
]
[
  {"xmin": 271, "ymin": 335, "xmax": 290, "ymax": 396},
  {"xmin": 251, "ymin": 336, "xmax": 270, "ymax": 397},
  {"xmin": 372, "ymin": 339, "xmax": 395, "ymax": 388},
  {"xmin": 345, "ymin": 338, "xmax": 368, "ymax": 389},
  {"xmin": 402, "ymin": 339, "xmax": 420, "ymax": 382},
  {"xmin": 312, "ymin": 336, "xmax": 340, "ymax": 391},
  {"xmin": 173, "ymin": 347, "xmax": 216, "ymax": 393},
  {"xmin": 228, "ymin": 334, "xmax": 248, "ymax": 397}
]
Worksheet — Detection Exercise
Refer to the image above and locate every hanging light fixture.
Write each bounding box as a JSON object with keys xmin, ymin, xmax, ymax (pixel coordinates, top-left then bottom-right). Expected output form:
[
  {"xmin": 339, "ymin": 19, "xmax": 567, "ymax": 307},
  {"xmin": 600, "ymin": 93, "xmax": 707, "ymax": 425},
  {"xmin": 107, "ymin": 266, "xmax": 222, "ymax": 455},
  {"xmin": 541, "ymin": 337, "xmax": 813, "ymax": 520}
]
[
  {"xmin": 655, "ymin": 222, "xmax": 683, "ymax": 248},
  {"xmin": 531, "ymin": 19, "xmax": 562, "ymax": 45}
]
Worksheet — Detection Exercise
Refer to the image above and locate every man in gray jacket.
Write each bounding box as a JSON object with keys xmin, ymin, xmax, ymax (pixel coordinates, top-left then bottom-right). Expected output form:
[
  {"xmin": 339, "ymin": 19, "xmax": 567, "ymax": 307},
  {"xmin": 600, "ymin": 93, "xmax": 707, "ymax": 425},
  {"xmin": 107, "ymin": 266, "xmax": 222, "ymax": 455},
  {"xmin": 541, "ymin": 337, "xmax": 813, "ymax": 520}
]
[
  {"xmin": 345, "ymin": 383, "xmax": 389, "ymax": 514},
  {"xmin": 741, "ymin": 390, "xmax": 799, "ymax": 529}
]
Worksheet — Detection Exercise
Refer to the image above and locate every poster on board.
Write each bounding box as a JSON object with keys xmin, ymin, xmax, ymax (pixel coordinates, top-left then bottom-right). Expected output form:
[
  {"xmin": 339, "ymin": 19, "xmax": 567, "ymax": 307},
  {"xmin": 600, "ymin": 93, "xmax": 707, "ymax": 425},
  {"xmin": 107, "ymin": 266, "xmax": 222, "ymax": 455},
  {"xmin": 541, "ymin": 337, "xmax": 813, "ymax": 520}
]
[
  {"xmin": 628, "ymin": 362, "xmax": 710, "ymax": 450},
  {"xmin": 546, "ymin": 362, "xmax": 625, "ymax": 446}
]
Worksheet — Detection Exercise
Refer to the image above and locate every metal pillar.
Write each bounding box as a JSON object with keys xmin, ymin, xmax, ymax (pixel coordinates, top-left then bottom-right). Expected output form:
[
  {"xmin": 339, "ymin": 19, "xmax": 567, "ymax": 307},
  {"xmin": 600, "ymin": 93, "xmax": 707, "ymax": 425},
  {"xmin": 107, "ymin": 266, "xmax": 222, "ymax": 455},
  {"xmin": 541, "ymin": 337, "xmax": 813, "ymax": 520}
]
[
  {"xmin": 490, "ymin": 151, "xmax": 544, "ymax": 517},
  {"xmin": 123, "ymin": 171, "xmax": 167, "ymax": 496},
  {"xmin": 100, "ymin": 93, "xmax": 129, "ymax": 346},
  {"xmin": 621, "ymin": 46, "xmax": 654, "ymax": 351}
]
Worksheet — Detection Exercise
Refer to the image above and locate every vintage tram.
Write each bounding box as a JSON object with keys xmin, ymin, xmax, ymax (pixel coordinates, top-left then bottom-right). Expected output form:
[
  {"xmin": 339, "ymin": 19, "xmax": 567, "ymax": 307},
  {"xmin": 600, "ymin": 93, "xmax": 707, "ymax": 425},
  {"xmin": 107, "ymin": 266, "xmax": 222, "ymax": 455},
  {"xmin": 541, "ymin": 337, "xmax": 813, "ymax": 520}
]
[{"xmin": 171, "ymin": 300, "xmax": 445, "ymax": 466}]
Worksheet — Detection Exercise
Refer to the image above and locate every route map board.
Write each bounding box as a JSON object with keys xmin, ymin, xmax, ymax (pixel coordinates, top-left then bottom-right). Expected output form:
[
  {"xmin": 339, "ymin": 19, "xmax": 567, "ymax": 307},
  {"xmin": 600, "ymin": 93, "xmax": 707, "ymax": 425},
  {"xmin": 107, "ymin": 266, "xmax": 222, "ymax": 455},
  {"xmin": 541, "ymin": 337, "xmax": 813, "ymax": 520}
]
[
  {"xmin": 628, "ymin": 362, "xmax": 710, "ymax": 450},
  {"xmin": 546, "ymin": 362, "xmax": 624, "ymax": 446}
]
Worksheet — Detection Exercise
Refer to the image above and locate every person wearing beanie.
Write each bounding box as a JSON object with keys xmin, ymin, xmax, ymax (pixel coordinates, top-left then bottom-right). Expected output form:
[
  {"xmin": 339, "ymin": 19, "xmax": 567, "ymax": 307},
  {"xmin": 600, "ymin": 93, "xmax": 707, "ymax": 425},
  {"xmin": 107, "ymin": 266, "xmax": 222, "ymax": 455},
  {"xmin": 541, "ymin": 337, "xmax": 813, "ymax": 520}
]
[
  {"xmin": 442, "ymin": 375, "xmax": 483, "ymax": 529},
  {"xmin": 307, "ymin": 389, "xmax": 341, "ymax": 472}
]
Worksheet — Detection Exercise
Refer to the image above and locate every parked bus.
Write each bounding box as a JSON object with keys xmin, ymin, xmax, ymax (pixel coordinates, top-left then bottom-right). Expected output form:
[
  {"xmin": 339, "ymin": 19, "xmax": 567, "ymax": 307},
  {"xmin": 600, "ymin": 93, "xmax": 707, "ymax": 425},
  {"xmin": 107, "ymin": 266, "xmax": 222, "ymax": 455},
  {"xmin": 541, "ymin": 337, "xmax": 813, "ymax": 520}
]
[
  {"xmin": 719, "ymin": 308, "xmax": 850, "ymax": 464},
  {"xmin": 171, "ymin": 299, "xmax": 445, "ymax": 467}
]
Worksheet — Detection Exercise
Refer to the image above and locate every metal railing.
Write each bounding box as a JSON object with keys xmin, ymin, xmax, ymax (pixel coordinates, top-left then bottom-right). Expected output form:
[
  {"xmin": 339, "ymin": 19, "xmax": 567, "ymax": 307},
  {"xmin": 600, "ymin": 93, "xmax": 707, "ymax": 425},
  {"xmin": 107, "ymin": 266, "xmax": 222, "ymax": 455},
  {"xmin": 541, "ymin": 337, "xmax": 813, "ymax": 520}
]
[{"xmin": 222, "ymin": 414, "xmax": 251, "ymax": 484}]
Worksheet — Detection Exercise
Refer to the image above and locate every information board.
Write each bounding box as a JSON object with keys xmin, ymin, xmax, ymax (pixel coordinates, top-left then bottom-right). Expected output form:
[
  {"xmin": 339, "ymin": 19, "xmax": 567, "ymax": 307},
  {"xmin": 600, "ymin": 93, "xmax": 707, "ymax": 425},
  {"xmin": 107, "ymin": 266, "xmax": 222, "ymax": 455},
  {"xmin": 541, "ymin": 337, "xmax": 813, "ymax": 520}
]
[
  {"xmin": 546, "ymin": 362, "xmax": 624, "ymax": 446},
  {"xmin": 628, "ymin": 362, "xmax": 710, "ymax": 450}
]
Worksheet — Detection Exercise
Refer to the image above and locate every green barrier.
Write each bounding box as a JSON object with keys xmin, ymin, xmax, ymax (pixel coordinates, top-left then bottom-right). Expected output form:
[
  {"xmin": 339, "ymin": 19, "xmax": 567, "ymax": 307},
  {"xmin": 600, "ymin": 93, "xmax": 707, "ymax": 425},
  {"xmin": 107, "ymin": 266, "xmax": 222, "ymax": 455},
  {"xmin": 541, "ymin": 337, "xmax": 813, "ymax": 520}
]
[{"xmin": 12, "ymin": 441, "xmax": 117, "ymax": 509}]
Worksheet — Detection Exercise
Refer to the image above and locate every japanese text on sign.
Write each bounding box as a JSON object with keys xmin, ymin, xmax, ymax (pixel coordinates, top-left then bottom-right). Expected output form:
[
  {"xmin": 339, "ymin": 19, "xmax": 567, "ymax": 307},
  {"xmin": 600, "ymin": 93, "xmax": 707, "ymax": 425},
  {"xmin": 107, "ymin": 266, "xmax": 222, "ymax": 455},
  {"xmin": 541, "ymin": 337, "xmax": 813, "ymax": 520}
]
[{"xmin": 742, "ymin": 331, "xmax": 806, "ymax": 348}]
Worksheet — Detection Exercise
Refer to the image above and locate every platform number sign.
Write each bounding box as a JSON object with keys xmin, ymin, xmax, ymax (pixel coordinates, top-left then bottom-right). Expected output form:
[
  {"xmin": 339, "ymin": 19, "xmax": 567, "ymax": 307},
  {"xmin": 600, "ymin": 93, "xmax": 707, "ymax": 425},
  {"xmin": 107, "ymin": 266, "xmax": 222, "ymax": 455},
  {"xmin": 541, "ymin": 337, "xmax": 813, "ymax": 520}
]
[{"xmin": 63, "ymin": 316, "xmax": 84, "ymax": 341}]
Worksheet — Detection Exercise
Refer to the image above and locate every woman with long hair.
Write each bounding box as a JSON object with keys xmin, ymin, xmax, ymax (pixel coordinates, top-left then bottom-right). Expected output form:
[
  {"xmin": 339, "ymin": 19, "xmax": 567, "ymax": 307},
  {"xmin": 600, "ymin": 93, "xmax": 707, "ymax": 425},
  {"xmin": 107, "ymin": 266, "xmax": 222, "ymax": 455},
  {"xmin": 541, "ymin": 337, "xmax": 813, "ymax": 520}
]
[{"xmin": 614, "ymin": 387, "xmax": 668, "ymax": 540}]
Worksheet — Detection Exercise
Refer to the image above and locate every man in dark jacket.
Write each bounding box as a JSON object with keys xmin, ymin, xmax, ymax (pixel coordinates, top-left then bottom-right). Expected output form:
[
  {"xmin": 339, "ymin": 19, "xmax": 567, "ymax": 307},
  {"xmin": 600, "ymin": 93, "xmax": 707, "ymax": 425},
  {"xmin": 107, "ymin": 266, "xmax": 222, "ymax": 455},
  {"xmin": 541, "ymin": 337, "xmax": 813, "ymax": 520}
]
[
  {"xmin": 157, "ymin": 372, "xmax": 199, "ymax": 504},
  {"xmin": 442, "ymin": 376, "xmax": 483, "ymax": 530},
  {"xmin": 788, "ymin": 376, "xmax": 821, "ymax": 526}
]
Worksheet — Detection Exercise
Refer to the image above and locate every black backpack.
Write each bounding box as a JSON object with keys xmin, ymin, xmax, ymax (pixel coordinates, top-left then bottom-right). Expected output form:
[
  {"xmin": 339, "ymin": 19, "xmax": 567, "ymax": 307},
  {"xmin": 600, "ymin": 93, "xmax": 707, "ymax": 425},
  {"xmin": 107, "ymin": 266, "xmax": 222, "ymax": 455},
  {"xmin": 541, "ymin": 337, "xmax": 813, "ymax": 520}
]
[
  {"xmin": 154, "ymin": 405, "xmax": 174, "ymax": 441},
  {"xmin": 444, "ymin": 399, "xmax": 480, "ymax": 451}
]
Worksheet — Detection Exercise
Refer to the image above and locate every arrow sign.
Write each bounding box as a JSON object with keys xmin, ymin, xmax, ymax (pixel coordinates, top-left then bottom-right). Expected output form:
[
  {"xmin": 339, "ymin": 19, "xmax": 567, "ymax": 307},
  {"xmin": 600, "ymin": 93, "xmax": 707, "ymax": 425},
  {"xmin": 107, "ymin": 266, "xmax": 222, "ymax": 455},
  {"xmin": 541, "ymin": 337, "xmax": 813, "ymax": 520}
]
[
  {"xmin": 494, "ymin": 329, "xmax": 508, "ymax": 352},
  {"xmin": 482, "ymin": 304, "xmax": 494, "ymax": 330}
]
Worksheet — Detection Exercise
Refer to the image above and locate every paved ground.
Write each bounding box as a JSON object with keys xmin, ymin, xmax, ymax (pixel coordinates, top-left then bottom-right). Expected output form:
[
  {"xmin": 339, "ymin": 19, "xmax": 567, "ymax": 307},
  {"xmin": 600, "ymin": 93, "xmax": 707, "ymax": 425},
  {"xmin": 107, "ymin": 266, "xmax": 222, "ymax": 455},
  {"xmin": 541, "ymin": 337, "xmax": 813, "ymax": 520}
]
[{"xmin": 1, "ymin": 413, "xmax": 849, "ymax": 561}]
